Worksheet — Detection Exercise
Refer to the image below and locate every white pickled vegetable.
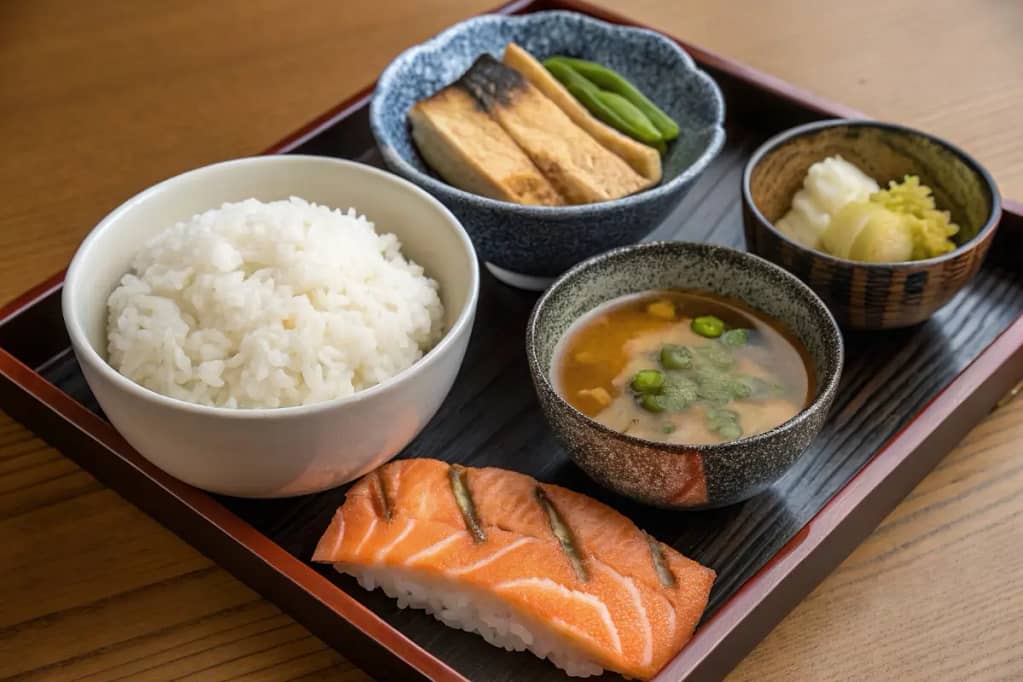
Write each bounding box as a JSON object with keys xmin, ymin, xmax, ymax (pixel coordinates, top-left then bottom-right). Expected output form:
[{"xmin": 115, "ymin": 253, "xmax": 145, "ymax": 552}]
[
  {"xmin": 774, "ymin": 156, "xmax": 879, "ymax": 250},
  {"xmin": 823, "ymin": 202, "xmax": 914, "ymax": 262}
]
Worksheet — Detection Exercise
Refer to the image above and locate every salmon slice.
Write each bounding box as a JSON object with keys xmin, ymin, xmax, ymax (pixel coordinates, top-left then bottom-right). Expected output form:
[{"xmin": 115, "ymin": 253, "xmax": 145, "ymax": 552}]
[{"xmin": 313, "ymin": 459, "xmax": 715, "ymax": 679}]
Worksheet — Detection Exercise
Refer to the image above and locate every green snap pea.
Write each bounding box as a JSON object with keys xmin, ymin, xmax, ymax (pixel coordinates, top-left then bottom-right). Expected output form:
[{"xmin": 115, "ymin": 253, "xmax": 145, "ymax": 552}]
[
  {"xmin": 593, "ymin": 91, "xmax": 663, "ymax": 145},
  {"xmin": 544, "ymin": 57, "xmax": 665, "ymax": 150},
  {"xmin": 659, "ymin": 344, "xmax": 692, "ymax": 370},
  {"xmin": 631, "ymin": 369, "xmax": 664, "ymax": 393},
  {"xmin": 556, "ymin": 57, "xmax": 680, "ymax": 140},
  {"xmin": 721, "ymin": 329, "xmax": 749, "ymax": 347},
  {"xmin": 545, "ymin": 60, "xmax": 629, "ymax": 132},
  {"xmin": 692, "ymin": 315, "xmax": 725, "ymax": 338},
  {"xmin": 565, "ymin": 84, "xmax": 633, "ymax": 137},
  {"xmin": 544, "ymin": 60, "xmax": 601, "ymax": 97},
  {"xmin": 639, "ymin": 393, "xmax": 667, "ymax": 413}
]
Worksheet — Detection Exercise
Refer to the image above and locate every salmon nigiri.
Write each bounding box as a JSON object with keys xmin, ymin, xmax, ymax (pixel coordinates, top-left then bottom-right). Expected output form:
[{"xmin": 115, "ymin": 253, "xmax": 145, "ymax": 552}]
[{"xmin": 313, "ymin": 459, "xmax": 714, "ymax": 679}]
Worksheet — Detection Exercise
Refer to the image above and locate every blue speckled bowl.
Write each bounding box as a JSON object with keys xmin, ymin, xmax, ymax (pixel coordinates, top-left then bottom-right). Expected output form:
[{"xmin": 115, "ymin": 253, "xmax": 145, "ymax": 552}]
[{"xmin": 371, "ymin": 11, "xmax": 725, "ymax": 289}]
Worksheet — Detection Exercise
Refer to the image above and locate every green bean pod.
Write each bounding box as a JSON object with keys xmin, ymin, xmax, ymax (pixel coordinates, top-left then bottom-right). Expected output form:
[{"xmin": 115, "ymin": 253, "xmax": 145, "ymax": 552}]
[
  {"xmin": 593, "ymin": 91, "xmax": 663, "ymax": 145},
  {"xmin": 543, "ymin": 58, "xmax": 600, "ymax": 95},
  {"xmin": 557, "ymin": 57, "xmax": 680, "ymax": 140},
  {"xmin": 544, "ymin": 58, "xmax": 665, "ymax": 149},
  {"xmin": 544, "ymin": 60, "xmax": 631, "ymax": 132}
]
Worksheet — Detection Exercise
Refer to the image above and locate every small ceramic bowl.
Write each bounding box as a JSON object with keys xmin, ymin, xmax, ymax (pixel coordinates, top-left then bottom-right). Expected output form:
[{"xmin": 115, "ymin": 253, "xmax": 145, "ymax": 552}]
[
  {"xmin": 743, "ymin": 119, "xmax": 1002, "ymax": 330},
  {"xmin": 371, "ymin": 10, "xmax": 725, "ymax": 290},
  {"xmin": 63, "ymin": 156, "xmax": 479, "ymax": 498},
  {"xmin": 526, "ymin": 241, "xmax": 843, "ymax": 509}
]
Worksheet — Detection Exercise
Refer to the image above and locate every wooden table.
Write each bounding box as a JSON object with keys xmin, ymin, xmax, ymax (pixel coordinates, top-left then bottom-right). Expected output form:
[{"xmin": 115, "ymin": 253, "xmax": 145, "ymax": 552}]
[{"xmin": 2, "ymin": 0, "xmax": 1021, "ymax": 679}]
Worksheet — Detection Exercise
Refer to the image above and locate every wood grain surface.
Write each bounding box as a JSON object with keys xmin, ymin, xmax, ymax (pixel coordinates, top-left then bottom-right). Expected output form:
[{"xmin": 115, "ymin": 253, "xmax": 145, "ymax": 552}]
[{"xmin": 1, "ymin": 1, "xmax": 1021, "ymax": 680}]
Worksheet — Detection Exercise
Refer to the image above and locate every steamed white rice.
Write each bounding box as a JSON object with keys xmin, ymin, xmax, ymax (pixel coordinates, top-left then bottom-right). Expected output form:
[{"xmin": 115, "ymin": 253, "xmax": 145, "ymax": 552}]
[{"xmin": 106, "ymin": 197, "xmax": 444, "ymax": 409}]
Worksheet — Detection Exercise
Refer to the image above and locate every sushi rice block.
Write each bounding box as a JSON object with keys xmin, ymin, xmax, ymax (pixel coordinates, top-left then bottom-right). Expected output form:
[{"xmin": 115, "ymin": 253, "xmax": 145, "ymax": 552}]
[{"xmin": 313, "ymin": 459, "xmax": 715, "ymax": 679}]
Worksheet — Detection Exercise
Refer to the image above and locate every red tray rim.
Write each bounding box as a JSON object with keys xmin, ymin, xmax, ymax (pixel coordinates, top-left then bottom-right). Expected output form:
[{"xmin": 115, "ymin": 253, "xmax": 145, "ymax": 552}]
[{"xmin": 2, "ymin": 0, "xmax": 1022, "ymax": 679}]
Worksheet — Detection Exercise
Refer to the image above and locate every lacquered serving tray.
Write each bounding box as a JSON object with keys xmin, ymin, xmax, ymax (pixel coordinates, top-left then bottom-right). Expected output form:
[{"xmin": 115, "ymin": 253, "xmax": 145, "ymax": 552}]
[{"xmin": 2, "ymin": 1, "xmax": 1022, "ymax": 680}]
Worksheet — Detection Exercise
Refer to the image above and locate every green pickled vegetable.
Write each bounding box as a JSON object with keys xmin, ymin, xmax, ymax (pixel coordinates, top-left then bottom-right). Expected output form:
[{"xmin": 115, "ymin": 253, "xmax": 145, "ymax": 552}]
[
  {"xmin": 659, "ymin": 344, "xmax": 692, "ymax": 370},
  {"xmin": 871, "ymin": 176, "xmax": 959, "ymax": 259},
  {"xmin": 631, "ymin": 369, "xmax": 664, "ymax": 393},
  {"xmin": 824, "ymin": 176, "xmax": 961, "ymax": 262},
  {"xmin": 692, "ymin": 315, "xmax": 725, "ymax": 338},
  {"xmin": 555, "ymin": 57, "xmax": 680, "ymax": 140},
  {"xmin": 721, "ymin": 328, "xmax": 749, "ymax": 347}
]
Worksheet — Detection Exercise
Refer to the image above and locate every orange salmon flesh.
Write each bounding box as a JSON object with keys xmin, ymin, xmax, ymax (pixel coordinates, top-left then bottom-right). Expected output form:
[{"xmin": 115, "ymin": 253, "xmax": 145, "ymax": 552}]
[{"xmin": 313, "ymin": 459, "xmax": 715, "ymax": 679}]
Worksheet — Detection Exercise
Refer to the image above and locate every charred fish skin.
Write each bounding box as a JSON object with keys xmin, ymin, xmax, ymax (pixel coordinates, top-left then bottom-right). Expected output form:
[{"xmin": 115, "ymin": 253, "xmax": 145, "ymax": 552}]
[{"xmin": 456, "ymin": 54, "xmax": 528, "ymax": 112}]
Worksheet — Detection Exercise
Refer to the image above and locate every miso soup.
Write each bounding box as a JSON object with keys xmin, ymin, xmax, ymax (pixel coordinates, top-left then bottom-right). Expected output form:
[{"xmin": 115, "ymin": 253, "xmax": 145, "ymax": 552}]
[{"xmin": 553, "ymin": 290, "xmax": 814, "ymax": 445}]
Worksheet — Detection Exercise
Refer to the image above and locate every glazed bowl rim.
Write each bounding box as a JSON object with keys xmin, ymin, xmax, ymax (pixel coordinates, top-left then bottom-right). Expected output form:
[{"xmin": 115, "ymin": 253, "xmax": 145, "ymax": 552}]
[
  {"xmin": 62, "ymin": 154, "xmax": 481, "ymax": 421},
  {"xmin": 526, "ymin": 240, "xmax": 844, "ymax": 454},
  {"xmin": 370, "ymin": 10, "xmax": 726, "ymax": 217},
  {"xmin": 741, "ymin": 118, "xmax": 1003, "ymax": 270}
]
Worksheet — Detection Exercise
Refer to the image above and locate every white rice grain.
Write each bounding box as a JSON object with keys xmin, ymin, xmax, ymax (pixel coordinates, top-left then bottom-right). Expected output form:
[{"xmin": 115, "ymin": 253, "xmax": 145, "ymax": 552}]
[
  {"xmin": 106, "ymin": 197, "xmax": 444, "ymax": 409},
  {"xmin": 341, "ymin": 564, "xmax": 605, "ymax": 678}
]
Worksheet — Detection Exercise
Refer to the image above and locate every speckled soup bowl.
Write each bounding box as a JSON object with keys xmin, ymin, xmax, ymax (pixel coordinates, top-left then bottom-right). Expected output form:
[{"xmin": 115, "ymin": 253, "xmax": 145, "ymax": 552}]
[
  {"xmin": 526, "ymin": 242, "xmax": 844, "ymax": 509},
  {"xmin": 371, "ymin": 11, "xmax": 725, "ymax": 289}
]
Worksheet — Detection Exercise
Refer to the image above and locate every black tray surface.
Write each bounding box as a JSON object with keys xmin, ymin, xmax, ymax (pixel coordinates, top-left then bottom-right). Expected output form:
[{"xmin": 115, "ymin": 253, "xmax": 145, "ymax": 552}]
[{"xmin": 29, "ymin": 111, "xmax": 1023, "ymax": 681}]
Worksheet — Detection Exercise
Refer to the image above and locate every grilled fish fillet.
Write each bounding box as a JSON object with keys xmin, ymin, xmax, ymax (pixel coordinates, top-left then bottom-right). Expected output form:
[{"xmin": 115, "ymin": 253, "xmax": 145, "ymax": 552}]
[
  {"xmin": 409, "ymin": 86, "xmax": 565, "ymax": 205},
  {"xmin": 503, "ymin": 43, "xmax": 662, "ymax": 183},
  {"xmin": 458, "ymin": 55, "xmax": 651, "ymax": 204},
  {"xmin": 313, "ymin": 459, "xmax": 715, "ymax": 679}
]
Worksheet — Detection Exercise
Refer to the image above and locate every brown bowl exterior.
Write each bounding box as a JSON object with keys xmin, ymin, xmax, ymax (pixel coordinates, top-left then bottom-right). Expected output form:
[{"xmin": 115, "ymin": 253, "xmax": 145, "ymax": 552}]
[
  {"xmin": 742, "ymin": 120, "xmax": 1002, "ymax": 330},
  {"xmin": 526, "ymin": 242, "xmax": 843, "ymax": 509}
]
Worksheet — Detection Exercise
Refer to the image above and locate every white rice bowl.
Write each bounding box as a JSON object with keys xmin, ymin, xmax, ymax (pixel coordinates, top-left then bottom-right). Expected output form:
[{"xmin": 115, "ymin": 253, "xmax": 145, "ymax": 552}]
[{"xmin": 105, "ymin": 197, "xmax": 445, "ymax": 409}]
